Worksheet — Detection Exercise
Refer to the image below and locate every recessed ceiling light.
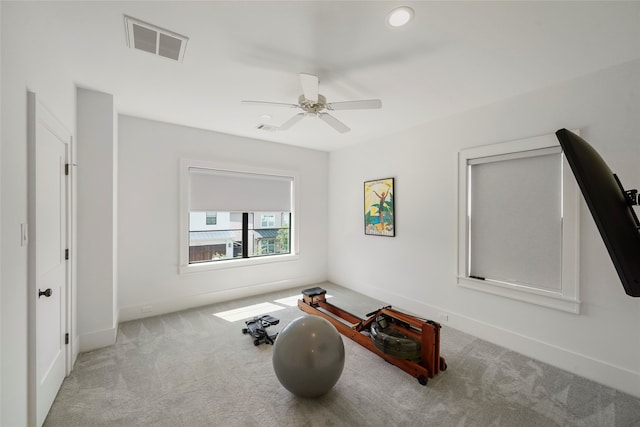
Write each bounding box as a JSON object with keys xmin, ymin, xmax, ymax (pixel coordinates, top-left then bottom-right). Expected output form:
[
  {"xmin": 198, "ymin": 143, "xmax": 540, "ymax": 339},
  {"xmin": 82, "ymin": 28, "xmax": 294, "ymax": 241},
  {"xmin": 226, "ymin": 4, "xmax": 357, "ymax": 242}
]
[{"xmin": 387, "ymin": 6, "xmax": 414, "ymax": 27}]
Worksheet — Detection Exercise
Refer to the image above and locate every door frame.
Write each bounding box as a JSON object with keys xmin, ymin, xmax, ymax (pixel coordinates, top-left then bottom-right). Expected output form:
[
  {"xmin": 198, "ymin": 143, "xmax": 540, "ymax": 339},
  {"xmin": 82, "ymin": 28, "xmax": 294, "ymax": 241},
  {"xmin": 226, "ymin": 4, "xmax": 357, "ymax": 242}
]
[{"xmin": 27, "ymin": 91, "xmax": 75, "ymax": 426}]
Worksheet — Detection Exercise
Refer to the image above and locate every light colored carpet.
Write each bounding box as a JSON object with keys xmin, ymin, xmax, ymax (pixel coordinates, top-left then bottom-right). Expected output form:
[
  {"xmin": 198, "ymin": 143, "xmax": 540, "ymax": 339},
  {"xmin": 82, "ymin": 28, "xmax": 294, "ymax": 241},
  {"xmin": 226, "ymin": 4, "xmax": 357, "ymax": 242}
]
[{"xmin": 44, "ymin": 283, "xmax": 640, "ymax": 426}]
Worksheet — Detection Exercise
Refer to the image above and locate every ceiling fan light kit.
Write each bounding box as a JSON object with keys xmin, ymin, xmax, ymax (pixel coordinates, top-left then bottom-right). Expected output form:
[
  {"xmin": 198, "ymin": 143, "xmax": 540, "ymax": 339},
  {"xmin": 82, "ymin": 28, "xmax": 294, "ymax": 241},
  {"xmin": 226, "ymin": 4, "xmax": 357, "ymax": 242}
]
[{"xmin": 243, "ymin": 73, "xmax": 382, "ymax": 134}]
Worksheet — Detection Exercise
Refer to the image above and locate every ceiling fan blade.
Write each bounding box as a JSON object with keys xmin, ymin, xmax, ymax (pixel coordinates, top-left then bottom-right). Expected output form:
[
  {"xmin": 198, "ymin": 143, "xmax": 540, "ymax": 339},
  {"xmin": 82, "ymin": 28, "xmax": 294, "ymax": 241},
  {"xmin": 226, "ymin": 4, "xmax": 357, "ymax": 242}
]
[
  {"xmin": 318, "ymin": 113, "xmax": 350, "ymax": 133},
  {"xmin": 326, "ymin": 99, "xmax": 382, "ymax": 110},
  {"xmin": 256, "ymin": 123, "xmax": 279, "ymax": 132},
  {"xmin": 300, "ymin": 73, "xmax": 319, "ymax": 103},
  {"xmin": 279, "ymin": 113, "xmax": 305, "ymax": 130},
  {"xmin": 242, "ymin": 100, "xmax": 299, "ymax": 108}
]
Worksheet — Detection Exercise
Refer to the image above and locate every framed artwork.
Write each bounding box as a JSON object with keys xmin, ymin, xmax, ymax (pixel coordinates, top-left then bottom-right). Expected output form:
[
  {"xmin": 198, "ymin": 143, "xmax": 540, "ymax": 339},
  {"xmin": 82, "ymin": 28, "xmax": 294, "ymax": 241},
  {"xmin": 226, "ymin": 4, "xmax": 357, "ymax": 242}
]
[{"xmin": 364, "ymin": 177, "xmax": 395, "ymax": 236}]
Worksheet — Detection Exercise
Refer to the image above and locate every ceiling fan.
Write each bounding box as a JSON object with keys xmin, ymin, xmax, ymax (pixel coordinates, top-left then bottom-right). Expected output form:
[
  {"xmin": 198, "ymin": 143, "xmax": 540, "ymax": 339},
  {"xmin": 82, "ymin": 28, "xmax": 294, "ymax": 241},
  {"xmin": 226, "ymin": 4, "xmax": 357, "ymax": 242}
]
[{"xmin": 242, "ymin": 73, "xmax": 382, "ymax": 134}]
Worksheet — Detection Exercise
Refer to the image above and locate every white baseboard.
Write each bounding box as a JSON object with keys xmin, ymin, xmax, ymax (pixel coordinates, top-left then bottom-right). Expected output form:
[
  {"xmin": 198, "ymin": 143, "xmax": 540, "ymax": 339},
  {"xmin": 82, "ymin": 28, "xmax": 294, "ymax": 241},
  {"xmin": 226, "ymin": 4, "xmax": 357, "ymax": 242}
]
[
  {"xmin": 78, "ymin": 326, "xmax": 118, "ymax": 353},
  {"xmin": 118, "ymin": 277, "xmax": 323, "ymax": 323},
  {"xmin": 71, "ymin": 334, "xmax": 80, "ymax": 366},
  {"xmin": 344, "ymin": 281, "xmax": 640, "ymax": 399}
]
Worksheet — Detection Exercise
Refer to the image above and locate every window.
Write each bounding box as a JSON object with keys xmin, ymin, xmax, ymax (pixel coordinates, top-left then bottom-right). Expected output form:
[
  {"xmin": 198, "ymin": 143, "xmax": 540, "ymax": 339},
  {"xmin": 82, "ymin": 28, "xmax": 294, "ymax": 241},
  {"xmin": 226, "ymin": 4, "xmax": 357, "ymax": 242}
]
[
  {"xmin": 206, "ymin": 212, "xmax": 217, "ymax": 225},
  {"xmin": 261, "ymin": 215, "xmax": 275, "ymax": 227},
  {"xmin": 259, "ymin": 239, "xmax": 276, "ymax": 254},
  {"xmin": 180, "ymin": 160, "xmax": 298, "ymax": 272},
  {"xmin": 189, "ymin": 211, "xmax": 242, "ymax": 261},
  {"xmin": 188, "ymin": 211, "xmax": 291, "ymax": 263},
  {"xmin": 458, "ymin": 132, "xmax": 580, "ymax": 313}
]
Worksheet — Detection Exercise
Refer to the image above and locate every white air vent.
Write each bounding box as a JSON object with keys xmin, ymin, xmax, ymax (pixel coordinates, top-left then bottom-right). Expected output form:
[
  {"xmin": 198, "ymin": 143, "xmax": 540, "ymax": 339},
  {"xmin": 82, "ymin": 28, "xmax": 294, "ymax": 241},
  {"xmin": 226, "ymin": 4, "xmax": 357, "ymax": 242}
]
[{"xmin": 124, "ymin": 15, "xmax": 188, "ymax": 62}]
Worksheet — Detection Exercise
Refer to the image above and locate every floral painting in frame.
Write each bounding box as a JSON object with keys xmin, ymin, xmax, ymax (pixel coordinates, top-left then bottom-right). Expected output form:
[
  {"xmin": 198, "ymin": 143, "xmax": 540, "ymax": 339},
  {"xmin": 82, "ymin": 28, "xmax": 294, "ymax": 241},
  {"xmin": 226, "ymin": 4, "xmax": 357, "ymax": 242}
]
[{"xmin": 364, "ymin": 177, "xmax": 395, "ymax": 236}]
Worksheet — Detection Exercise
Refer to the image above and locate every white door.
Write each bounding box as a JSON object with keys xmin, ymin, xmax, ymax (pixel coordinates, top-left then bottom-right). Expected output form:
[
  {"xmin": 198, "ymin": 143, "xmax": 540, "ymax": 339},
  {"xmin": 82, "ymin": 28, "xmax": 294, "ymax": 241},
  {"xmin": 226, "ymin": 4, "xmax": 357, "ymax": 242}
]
[{"xmin": 28, "ymin": 92, "xmax": 71, "ymax": 427}]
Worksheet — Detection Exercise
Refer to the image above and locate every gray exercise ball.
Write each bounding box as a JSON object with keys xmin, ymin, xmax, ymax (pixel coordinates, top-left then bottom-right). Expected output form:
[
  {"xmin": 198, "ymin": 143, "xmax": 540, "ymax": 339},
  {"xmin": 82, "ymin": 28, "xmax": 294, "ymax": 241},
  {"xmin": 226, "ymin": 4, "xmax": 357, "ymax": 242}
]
[{"xmin": 272, "ymin": 315, "xmax": 345, "ymax": 398}]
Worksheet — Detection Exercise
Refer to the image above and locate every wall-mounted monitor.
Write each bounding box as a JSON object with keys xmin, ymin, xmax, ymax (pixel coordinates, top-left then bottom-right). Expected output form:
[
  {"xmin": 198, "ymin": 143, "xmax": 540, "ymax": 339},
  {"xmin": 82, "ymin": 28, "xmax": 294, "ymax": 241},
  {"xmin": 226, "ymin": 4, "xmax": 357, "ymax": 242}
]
[{"xmin": 556, "ymin": 128, "xmax": 640, "ymax": 297}]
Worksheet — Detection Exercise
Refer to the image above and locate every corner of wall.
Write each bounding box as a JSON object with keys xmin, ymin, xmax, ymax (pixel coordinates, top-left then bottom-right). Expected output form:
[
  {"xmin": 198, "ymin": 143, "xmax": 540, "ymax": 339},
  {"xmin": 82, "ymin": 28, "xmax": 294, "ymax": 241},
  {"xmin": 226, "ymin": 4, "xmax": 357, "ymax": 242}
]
[
  {"xmin": 0, "ymin": 1, "xmax": 4, "ymax": 420},
  {"xmin": 76, "ymin": 88, "xmax": 118, "ymax": 344},
  {"xmin": 78, "ymin": 327, "xmax": 118, "ymax": 353},
  {"xmin": 112, "ymin": 97, "xmax": 119, "ymax": 339}
]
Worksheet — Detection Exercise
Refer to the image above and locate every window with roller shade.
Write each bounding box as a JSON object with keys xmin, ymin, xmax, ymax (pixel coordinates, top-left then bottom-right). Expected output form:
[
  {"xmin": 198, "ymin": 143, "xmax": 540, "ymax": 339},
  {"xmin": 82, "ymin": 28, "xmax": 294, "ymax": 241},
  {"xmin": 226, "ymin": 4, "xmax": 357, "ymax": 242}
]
[
  {"xmin": 457, "ymin": 133, "xmax": 580, "ymax": 313},
  {"xmin": 180, "ymin": 160, "xmax": 296, "ymax": 271}
]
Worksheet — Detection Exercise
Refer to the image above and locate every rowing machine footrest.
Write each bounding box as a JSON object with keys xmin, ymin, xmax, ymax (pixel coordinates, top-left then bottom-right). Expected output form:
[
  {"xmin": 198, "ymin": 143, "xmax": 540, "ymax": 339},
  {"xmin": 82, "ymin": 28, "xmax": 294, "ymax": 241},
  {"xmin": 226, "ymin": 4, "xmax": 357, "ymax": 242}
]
[{"xmin": 302, "ymin": 287, "xmax": 327, "ymax": 297}]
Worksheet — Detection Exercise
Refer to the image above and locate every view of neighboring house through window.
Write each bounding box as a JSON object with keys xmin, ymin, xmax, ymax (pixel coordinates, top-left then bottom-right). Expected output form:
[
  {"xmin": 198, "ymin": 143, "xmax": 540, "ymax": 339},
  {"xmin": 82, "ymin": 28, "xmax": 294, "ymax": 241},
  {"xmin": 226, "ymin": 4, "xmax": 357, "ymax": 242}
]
[
  {"xmin": 189, "ymin": 211, "xmax": 290, "ymax": 262},
  {"xmin": 185, "ymin": 165, "xmax": 294, "ymax": 266},
  {"xmin": 260, "ymin": 239, "xmax": 276, "ymax": 254}
]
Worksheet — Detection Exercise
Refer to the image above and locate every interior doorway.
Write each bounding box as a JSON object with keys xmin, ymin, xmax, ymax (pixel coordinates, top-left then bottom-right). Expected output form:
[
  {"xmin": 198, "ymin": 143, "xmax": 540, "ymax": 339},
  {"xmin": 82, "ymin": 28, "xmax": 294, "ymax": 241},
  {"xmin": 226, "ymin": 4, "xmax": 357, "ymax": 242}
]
[{"xmin": 27, "ymin": 91, "xmax": 74, "ymax": 426}]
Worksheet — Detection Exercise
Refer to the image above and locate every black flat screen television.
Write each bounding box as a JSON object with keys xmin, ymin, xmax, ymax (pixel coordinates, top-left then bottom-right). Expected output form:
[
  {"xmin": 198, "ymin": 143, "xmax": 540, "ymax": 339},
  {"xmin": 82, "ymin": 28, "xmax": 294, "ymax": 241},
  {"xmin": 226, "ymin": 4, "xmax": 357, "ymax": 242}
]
[{"xmin": 556, "ymin": 128, "xmax": 640, "ymax": 297}]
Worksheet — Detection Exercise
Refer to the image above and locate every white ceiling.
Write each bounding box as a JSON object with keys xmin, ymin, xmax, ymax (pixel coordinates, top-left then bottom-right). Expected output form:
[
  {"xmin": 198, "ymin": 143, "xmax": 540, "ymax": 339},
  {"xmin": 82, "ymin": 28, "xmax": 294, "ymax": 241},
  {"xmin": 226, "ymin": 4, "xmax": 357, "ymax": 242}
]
[{"xmin": 38, "ymin": 1, "xmax": 640, "ymax": 151}]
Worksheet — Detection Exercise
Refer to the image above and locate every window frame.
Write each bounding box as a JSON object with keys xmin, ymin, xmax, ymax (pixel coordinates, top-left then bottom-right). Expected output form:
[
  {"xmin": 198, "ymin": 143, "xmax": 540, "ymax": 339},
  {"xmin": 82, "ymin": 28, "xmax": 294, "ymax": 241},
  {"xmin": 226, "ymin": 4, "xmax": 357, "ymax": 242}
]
[
  {"xmin": 180, "ymin": 159, "xmax": 299, "ymax": 274},
  {"xmin": 457, "ymin": 132, "xmax": 581, "ymax": 313}
]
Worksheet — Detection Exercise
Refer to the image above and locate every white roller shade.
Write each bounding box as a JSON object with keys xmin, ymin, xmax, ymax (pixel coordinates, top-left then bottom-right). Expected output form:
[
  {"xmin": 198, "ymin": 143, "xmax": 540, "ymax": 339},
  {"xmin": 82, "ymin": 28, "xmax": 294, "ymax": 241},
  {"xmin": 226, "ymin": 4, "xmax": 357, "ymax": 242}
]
[
  {"xmin": 190, "ymin": 168, "xmax": 292, "ymax": 212},
  {"xmin": 469, "ymin": 148, "xmax": 562, "ymax": 290}
]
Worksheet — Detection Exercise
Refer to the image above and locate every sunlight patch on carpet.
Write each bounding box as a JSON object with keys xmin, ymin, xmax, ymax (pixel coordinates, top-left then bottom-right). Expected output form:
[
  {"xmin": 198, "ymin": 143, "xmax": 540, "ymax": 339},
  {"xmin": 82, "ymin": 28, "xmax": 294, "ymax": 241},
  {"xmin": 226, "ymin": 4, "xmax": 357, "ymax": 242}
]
[
  {"xmin": 273, "ymin": 294, "xmax": 332, "ymax": 307},
  {"xmin": 213, "ymin": 302, "xmax": 285, "ymax": 322},
  {"xmin": 273, "ymin": 295, "xmax": 301, "ymax": 307}
]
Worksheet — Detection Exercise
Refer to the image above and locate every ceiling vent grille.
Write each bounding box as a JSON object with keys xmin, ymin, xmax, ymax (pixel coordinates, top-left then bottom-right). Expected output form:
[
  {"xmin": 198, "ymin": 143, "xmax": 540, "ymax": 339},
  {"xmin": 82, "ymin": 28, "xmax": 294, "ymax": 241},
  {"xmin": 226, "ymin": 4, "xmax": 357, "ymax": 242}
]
[{"xmin": 124, "ymin": 15, "xmax": 188, "ymax": 62}]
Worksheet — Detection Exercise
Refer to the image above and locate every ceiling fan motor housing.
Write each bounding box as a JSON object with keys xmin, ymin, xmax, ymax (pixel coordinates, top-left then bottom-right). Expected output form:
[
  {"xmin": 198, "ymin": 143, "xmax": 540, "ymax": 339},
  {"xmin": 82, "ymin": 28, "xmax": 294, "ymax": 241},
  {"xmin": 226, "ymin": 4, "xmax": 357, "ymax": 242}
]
[
  {"xmin": 243, "ymin": 73, "xmax": 381, "ymax": 132},
  {"xmin": 299, "ymin": 94, "xmax": 327, "ymax": 114}
]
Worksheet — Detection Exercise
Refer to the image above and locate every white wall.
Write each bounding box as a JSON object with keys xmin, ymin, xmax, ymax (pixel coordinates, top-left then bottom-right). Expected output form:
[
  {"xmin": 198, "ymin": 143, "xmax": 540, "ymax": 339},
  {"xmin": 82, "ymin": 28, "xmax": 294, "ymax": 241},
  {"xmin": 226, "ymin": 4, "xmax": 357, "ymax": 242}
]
[
  {"xmin": 1, "ymin": 3, "xmax": 637, "ymax": 425},
  {"xmin": 328, "ymin": 59, "xmax": 640, "ymax": 397},
  {"xmin": 117, "ymin": 116, "xmax": 328, "ymax": 320},
  {"xmin": 1, "ymin": 3, "xmax": 77, "ymax": 425},
  {"xmin": 0, "ymin": 2, "xmax": 3, "ymax": 422},
  {"xmin": 76, "ymin": 88, "xmax": 118, "ymax": 351}
]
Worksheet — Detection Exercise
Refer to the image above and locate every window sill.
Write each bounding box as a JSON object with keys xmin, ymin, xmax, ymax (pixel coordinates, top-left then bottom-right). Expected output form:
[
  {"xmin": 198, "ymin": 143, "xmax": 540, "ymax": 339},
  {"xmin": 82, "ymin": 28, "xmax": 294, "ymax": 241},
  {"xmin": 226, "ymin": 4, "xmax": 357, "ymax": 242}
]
[
  {"xmin": 457, "ymin": 276, "xmax": 581, "ymax": 314},
  {"xmin": 180, "ymin": 253, "xmax": 299, "ymax": 274}
]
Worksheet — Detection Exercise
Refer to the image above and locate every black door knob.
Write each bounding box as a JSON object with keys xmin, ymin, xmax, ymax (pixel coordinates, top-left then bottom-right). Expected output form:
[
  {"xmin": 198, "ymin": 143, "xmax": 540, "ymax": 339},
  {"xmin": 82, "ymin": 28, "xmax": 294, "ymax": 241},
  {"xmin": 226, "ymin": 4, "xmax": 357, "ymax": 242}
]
[{"xmin": 38, "ymin": 288, "xmax": 52, "ymax": 298}]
